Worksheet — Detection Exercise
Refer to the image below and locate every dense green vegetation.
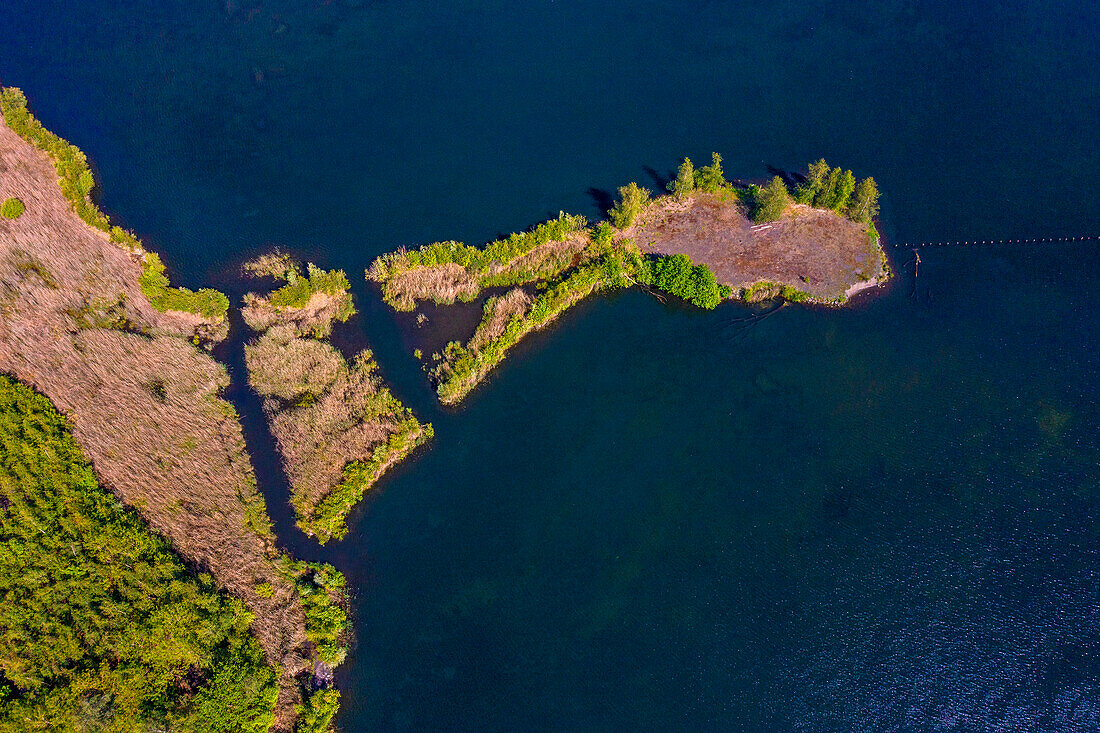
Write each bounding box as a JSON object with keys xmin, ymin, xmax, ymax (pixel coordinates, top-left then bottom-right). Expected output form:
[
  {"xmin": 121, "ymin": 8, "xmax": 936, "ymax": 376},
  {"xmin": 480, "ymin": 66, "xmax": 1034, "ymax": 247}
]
[
  {"xmin": 1, "ymin": 197, "xmax": 24, "ymax": 219},
  {"xmin": 310, "ymin": 418, "xmax": 434, "ymax": 541},
  {"xmin": 0, "ymin": 86, "xmax": 228, "ymax": 321},
  {"xmin": 0, "ymin": 375, "xmax": 278, "ymax": 731},
  {"xmin": 793, "ymin": 158, "xmax": 877, "ymax": 221}
]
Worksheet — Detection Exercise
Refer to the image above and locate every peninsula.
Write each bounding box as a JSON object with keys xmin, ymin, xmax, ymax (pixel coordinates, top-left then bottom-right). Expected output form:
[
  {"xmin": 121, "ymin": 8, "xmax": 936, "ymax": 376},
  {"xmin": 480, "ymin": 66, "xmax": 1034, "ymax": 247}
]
[{"xmin": 368, "ymin": 154, "xmax": 888, "ymax": 405}]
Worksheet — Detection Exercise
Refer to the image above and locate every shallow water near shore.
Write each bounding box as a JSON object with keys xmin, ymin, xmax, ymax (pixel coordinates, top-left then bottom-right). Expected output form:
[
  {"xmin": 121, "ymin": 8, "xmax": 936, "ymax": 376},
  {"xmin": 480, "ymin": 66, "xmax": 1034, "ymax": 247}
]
[{"xmin": 2, "ymin": 0, "xmax": 1098, "ymax": 730}]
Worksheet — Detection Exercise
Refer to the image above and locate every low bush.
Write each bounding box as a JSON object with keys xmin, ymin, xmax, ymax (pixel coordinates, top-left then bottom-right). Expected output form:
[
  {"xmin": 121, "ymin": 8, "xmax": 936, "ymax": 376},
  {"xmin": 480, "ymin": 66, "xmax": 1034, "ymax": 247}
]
[
  {"xmin": 1, "ymin": 197, "xmax": 24, "ymax": 219},
  {"xmin": 649, "ymin": 253, "xmax": 725, "ymax": 309}
]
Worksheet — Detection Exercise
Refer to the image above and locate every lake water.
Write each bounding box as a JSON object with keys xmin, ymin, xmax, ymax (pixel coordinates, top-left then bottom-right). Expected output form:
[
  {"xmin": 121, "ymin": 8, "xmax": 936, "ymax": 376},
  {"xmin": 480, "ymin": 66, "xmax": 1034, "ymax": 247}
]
[{"xmin": 2, "ymin": 1, "xmax": 1098, "ymax": 730}]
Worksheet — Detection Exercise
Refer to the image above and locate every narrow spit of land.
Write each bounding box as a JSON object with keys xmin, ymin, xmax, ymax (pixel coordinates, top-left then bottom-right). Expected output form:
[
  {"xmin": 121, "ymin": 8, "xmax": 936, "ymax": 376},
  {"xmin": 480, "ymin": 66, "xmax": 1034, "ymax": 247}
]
[
  {"xmin": 368, "ymin": 156, "xmax": 889, "ymax": 405},
  {"xmin": 241, "ymin": 253, "xmax": 432, "ymax": 544},
  {"xmin": 0, "ymin": 89, "xmax": 344, "ymax": 731}
]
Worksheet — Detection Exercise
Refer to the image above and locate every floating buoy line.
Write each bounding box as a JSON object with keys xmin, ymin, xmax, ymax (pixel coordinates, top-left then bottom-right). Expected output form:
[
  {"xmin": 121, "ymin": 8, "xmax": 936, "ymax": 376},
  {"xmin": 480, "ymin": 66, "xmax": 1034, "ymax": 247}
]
[{"xmin": 902, "ymin": 235, "xmax": 1097, "ymax": 247}]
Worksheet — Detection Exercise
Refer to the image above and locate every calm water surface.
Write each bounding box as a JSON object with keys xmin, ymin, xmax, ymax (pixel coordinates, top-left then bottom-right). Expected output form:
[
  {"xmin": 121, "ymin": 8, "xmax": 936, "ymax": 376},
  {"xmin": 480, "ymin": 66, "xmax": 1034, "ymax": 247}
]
[{"xmin": 2, "ymin": 1, "xmax": 1097, "ymax": 730}]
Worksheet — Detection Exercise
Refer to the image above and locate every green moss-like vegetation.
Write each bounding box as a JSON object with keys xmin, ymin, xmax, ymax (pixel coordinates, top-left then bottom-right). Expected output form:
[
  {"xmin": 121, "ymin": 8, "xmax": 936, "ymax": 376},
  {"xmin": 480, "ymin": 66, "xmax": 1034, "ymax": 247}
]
[
  {"xmin": 308, "ymin": 419, "xmax": 434, "ymax": 542},
  {"xmin": 0, "ymin": 375, "xmax": 278, "ymax": 731},
  {"xmin": 1, "ymin": 197, "xmax": 25, "ymax": 219},
  {"xmin": 0, "ymin": 87, "xmax": 228, "ymax": 321}
]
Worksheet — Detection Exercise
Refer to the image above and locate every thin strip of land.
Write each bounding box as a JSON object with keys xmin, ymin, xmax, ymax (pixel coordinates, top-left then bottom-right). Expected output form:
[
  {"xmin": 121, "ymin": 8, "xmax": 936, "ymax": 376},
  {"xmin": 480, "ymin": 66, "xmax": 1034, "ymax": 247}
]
[
  {"xmin": 243, "ymin": 256, "xmax": 432, "ymax": 544},
  {"xmin": 0, "ymin": 89, "xmax": 345, "ymax": 732},
  {"xmin": 369, "ymin": 154, "xmax": 889, "ymax": 405}
]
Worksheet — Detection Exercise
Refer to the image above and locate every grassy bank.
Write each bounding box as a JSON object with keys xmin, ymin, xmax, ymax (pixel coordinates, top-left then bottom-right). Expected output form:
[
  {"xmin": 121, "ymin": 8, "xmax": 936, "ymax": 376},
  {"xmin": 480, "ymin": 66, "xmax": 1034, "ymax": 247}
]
[{"xmin": 0, "ymin": 86, "xmax": 228, "ymax": 325}]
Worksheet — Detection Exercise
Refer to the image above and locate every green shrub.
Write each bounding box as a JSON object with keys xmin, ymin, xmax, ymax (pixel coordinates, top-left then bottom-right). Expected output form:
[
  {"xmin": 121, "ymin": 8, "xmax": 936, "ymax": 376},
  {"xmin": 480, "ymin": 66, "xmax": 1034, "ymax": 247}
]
[
  {"xmin": 1, "ymin": 197, "xmax": 24, "ymax": 219},
  {"xmin": 270, "ymin": 263, "xmax": 353, "ymax": 310},
  {"xmin": 848, "ymin": 176, "xmax": 880, "ymax": 223},
  {"xmin": 753, "ymin": 176, "xmax": 791, "ymax": 222},
  {"xmin": 649, "ymin": 253, "xmax": 724, "ymax": 309},
  {"xmin": 693, "ymin": 152, "xmax": 728, "ymax": 193},
  {"xmin": 609, "ymin": 182, "xmax": 651, "ymax": 228},
  {"xmin": 0, "ymin": 376, "xmax": 278, "ymax": 731},
  {"xmin": 295, "ymin": 689, "xmax": 341, "ymax": 733}
]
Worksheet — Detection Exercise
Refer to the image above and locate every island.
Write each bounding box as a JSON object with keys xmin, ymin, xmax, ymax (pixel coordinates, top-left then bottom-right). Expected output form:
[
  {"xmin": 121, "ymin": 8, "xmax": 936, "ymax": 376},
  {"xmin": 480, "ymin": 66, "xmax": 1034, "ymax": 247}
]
[
  {"xmin": 0, "ymin": 87, "xmax": 343, "ymax": 732},
  {"xmin": 368, "ymin": 154, "xmax": 888, "ymax": 405},
  {"xmin": 241, "ymin": 254, "xmax": 432, "ymax": 544}
]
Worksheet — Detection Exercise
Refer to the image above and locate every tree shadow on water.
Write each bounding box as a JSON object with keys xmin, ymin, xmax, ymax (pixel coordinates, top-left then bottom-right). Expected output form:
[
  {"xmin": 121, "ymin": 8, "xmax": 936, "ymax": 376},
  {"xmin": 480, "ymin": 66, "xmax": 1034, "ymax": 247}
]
[
  {"xmin": 643, "ymin": 165, "xmax": 673, "ymax": 193},
  {"xmin": 587, "ymin": 187, "xmax": 614, "ymax": 214},
  {"xmin": 765, "ymin": 164, "xmax": 805, "ymax": 188}
]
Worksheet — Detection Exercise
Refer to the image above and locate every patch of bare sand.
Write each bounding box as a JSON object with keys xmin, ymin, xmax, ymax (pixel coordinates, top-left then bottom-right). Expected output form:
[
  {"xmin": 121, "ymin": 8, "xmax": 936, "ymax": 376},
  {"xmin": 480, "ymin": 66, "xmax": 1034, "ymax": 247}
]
[
  {"xmin": 0, "ymin": 120, "xmax": 310, "ymax": 729},
  {"xmin": 631, "ymin": 194, "xmax": 887, "ymax": 302}
]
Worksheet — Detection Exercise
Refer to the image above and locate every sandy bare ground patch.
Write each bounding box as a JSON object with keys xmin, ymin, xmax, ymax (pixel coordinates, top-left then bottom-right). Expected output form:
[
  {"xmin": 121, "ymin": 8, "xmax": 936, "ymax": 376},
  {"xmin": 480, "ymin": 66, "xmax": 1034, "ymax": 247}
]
[
  {"xmin": 0, "ymin": 120, "xmax": 312, "ymax": 728},
  {"xmin": 631, "ymin": 194, "xmax": 887, "ymax": 302}
]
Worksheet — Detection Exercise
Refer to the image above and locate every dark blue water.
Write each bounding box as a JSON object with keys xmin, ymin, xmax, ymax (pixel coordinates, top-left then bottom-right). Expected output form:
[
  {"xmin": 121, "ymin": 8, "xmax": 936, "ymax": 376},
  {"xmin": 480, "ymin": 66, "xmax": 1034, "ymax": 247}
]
[{"xmin": 2, "ymin": 2, "xmax": 1098, "ymax": 730}]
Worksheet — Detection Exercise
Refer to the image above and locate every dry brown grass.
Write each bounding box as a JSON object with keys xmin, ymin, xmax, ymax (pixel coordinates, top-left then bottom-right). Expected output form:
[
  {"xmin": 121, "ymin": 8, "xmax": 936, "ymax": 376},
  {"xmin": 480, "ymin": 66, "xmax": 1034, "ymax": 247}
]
[
  {"xmin": 631, "ymin": 194, "xmax": 887, "ymax": 302},
  {"xmin": 242, "ymin": 289, "xmax": 354, "ymax": 338},
  {"xmin": 245, "ymin": 325, "xmax": 344, "ymax": 402},
  {"xmin": 267, "ymin": 352, "xmax": 397, "ymax": 518},
  {"xmin": 382, "ymin": 262, "xmax": 480, "ymax": 311},
  {"xmin": 0, "ymin": 120, "xmax": 312, "ymax": 730}
]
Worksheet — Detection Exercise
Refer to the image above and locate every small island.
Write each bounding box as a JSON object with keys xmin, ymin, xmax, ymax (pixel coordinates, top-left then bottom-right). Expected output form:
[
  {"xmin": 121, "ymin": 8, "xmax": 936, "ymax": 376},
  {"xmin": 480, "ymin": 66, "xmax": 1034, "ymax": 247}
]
[
  {"xmin": 242, "ymin": 254, "xmax": 432, "ymax": 544},
  {"xmin": 368, "ymin": 154, "xmax": 888, "ymax": 405}
]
